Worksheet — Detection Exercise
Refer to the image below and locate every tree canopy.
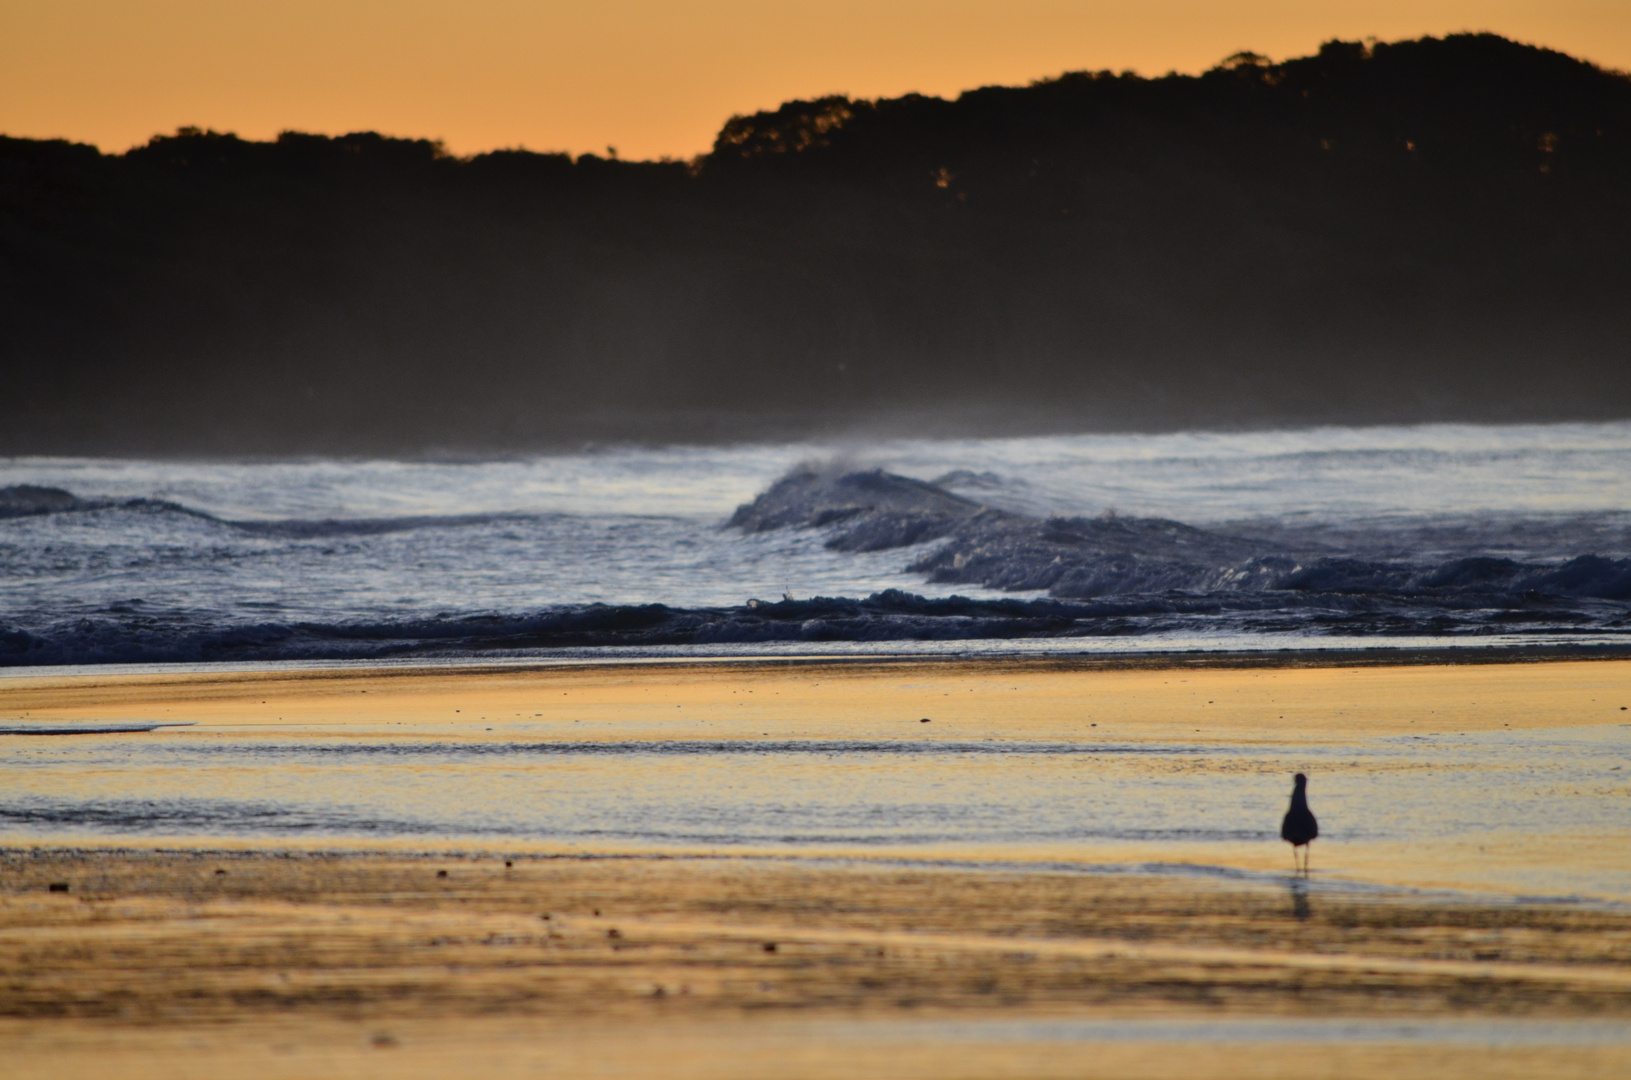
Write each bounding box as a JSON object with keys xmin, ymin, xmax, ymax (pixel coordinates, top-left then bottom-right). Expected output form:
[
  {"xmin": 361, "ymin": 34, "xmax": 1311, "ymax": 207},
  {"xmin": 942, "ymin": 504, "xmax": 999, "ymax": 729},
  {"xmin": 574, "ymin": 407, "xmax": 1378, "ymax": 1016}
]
[{"xmin": 3, "ymin": 34, "xmax": 1628, "ymax": 453}]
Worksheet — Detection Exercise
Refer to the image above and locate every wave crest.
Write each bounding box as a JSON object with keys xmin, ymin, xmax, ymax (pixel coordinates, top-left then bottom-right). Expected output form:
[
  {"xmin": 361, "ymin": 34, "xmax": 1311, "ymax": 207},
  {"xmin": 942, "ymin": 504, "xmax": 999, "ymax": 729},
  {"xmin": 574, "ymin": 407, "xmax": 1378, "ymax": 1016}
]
[{"xmin": 730, "ymin": 467, "xmax": 1631, "ymax": 603}]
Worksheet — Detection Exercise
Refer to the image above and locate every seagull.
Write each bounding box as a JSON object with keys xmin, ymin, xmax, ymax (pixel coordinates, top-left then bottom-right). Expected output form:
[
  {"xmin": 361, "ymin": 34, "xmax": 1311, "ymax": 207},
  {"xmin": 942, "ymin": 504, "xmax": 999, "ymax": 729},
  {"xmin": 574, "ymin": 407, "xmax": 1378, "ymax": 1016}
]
[{"xmin": 1280, "ymin": 772, "xmax": 1319, "ymax": 875}]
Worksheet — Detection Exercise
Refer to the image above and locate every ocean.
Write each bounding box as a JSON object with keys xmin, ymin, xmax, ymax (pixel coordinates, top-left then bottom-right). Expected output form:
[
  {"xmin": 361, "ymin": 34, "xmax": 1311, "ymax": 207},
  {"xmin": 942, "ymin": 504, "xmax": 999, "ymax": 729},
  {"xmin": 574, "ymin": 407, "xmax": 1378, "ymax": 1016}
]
[{"xmin": 3, "ymin": 421, "xmax": 1630, "ymax": 667}]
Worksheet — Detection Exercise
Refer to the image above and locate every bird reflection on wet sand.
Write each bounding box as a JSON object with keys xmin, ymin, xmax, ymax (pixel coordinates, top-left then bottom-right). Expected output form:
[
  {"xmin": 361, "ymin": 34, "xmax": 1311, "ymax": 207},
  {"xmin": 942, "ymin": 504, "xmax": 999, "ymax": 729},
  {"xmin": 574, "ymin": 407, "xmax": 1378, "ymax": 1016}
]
[{"xmin": 1289, "ymin": 878, "xmax": 1312, "ymax": 921}]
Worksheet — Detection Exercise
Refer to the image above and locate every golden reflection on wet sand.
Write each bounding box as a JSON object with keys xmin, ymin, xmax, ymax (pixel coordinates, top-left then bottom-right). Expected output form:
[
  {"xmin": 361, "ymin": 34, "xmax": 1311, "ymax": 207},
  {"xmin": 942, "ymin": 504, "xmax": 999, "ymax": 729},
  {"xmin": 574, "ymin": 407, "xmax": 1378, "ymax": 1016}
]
[
  {"xmin": 3, "ymin": 658, "xmax": 1629, "ymax": 896},
  {"xmin": 1, "ymin": 657, "xmax": 1629, "ymax": 1075}
]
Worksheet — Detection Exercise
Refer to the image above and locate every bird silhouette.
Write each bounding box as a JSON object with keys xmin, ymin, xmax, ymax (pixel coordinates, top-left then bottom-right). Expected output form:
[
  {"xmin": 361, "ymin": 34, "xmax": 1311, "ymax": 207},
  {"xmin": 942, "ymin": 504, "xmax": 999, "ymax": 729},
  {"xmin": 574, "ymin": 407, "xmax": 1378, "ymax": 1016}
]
[{"xmin": 1280, "ymin": 772, "xmax": 1318, "ymax": 876}]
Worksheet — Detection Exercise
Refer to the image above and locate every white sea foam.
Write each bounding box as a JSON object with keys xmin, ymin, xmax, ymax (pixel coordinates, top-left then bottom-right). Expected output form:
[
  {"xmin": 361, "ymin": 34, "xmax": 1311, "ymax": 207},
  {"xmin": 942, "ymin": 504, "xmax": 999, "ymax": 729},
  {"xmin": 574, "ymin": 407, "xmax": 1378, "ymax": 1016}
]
[{"xmin": 1, "ymin": 421, "xmax": 1628, "ymax": 665}]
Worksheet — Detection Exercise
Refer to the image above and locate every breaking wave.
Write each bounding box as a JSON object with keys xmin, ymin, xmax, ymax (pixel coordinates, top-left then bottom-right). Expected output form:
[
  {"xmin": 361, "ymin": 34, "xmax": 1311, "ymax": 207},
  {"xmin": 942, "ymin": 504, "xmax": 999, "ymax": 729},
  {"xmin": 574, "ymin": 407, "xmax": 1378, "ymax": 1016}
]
[
  {"xmin": 731, "ymin": 467, "xmax": 1631, "ymax": 600},
  {"xmin": 0, "ymin": 484, "xmax": 529, "ymax": 537},
  {"xmin": 3, "ymin": 450, "xmax": 1630, "ymax": 668}
]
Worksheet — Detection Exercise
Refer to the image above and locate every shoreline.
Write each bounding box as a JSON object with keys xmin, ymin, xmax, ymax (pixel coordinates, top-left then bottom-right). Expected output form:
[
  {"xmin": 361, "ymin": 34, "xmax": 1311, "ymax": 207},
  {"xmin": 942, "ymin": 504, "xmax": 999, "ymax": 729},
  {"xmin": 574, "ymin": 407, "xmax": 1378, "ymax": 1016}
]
[{"xmin": 6, "ymin": 639, "xmax": 1631, "ymax": 683}]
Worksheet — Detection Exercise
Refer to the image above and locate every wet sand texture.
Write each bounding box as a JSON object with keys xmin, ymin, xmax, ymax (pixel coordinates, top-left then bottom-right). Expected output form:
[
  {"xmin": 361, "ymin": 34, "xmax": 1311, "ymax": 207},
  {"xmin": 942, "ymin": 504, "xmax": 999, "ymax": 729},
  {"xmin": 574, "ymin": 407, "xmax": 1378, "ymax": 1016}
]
[
  {"xmin": 3, "ymin": 852, "xmax": 1631, "ymax": 1078},
  {"xmin": 2, "ymin": 657, "xmax": 1630, "ymax": 1076}
]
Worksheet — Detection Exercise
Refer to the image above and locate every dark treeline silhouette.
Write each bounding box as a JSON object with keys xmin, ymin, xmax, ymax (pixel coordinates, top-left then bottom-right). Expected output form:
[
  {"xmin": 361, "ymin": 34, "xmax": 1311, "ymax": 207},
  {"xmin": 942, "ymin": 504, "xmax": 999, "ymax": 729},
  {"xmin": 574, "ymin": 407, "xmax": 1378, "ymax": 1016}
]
[{"xmin": 3, "ymin": 34, "xmax": 1630, "ymax": 454}]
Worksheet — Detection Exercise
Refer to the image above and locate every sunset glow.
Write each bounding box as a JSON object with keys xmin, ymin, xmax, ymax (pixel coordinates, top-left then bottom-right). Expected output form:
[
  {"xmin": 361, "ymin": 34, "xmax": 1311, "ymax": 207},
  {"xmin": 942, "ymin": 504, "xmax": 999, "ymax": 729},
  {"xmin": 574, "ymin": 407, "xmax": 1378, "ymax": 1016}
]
[{"xmin": 4, "ymin": 1, "xmax": 1627, "ymax": 158}]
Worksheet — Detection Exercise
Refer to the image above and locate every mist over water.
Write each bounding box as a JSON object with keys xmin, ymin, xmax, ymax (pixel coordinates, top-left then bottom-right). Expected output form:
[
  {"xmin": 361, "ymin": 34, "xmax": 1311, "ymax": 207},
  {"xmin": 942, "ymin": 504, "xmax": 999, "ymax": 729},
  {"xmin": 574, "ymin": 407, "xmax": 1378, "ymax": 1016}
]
[{"xmin": 2, "ymin": 422, "xmax": 1629, "ymax": 666}]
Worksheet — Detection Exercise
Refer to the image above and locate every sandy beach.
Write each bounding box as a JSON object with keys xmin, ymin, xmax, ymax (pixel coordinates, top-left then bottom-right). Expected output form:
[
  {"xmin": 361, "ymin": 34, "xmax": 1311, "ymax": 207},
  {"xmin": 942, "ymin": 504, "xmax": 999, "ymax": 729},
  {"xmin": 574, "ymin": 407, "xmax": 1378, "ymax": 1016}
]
[
  {"xmin": 9, "ymin": 17, "xmax": 1631, "ymax": 1076},
  {"xmin": 3, "ymin": 656, "xmax": 1629, "ymax": 1076}
]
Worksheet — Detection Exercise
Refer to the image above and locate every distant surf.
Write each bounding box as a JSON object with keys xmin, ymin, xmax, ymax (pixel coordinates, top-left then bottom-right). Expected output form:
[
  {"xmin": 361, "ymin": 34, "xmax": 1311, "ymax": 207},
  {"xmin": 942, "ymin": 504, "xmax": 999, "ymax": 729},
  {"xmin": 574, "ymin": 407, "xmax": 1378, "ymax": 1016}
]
[{"xmin": 3, "ymin": 424, "xmax": 1629, "ymax": 667}]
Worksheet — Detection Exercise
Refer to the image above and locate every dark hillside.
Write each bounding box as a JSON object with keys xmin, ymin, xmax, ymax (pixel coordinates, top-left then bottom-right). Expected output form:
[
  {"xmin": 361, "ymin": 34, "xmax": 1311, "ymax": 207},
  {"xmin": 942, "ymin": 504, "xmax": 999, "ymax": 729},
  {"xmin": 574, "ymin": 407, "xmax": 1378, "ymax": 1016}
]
[{"xmin": 3, "ymin": 34, "xmax": 1629, "ymax": 453}]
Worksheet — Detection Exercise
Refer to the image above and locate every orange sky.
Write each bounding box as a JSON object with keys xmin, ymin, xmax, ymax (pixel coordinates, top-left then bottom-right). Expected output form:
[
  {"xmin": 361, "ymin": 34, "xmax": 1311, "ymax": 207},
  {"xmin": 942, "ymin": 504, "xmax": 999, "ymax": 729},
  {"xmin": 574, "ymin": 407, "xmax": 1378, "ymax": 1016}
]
[{"xmin": 3, "ymin": 1, "xmax": 1627, "ymax": 160}]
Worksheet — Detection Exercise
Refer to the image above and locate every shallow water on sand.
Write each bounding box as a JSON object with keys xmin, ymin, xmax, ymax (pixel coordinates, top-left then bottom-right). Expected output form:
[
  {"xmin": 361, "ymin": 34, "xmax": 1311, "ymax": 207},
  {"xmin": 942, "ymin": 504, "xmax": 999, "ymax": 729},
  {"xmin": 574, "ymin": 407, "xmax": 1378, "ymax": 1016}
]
[{"xmin": 3, "ymin": 662, "xmax": 1628, "ymax": 902}]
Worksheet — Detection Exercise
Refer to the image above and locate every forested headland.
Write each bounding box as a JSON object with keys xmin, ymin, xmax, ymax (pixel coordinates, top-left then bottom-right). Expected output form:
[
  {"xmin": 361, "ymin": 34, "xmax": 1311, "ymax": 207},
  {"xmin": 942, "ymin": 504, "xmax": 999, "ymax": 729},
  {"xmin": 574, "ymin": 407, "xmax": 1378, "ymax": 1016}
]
[{"xmin": 3, "ymin": 34, "xmax": 1629, "ymax": 454}]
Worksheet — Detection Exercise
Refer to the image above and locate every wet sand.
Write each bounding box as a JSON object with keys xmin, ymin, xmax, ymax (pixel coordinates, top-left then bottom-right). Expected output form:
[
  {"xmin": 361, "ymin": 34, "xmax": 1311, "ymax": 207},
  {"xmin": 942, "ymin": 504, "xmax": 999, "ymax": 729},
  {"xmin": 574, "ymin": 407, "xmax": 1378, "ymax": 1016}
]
[
  {"xmin": 3, "ymin": 851, "xmax": 1631, "ymax": 1077},
  {"xmin": 2, "ymin": 657, "xmax": 1630, "ymax": 1075},
  {"xmin": 3, "ymin": 657, "xmax": 1629, "ymax": 895}
]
